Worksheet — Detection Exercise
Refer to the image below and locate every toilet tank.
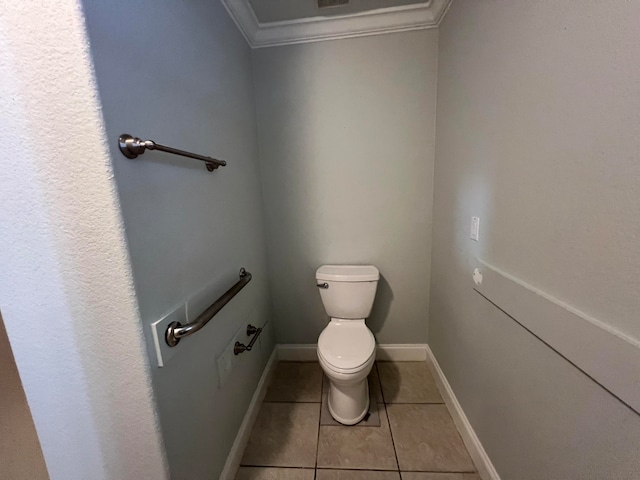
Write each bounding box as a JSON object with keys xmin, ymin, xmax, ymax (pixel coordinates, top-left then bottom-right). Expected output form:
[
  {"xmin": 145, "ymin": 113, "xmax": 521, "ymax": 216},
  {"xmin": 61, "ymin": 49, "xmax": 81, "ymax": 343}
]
[{"xmin": 316, "ymin": 265, "xmax": 379, "ymax": 319}]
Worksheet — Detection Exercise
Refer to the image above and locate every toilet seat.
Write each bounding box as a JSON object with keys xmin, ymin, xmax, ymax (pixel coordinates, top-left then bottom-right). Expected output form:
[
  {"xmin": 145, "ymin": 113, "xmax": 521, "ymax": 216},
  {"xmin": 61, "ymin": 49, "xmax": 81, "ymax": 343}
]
[{"xmin": 317, "ymin": 320, "xmax": 375, "ymax": 373}]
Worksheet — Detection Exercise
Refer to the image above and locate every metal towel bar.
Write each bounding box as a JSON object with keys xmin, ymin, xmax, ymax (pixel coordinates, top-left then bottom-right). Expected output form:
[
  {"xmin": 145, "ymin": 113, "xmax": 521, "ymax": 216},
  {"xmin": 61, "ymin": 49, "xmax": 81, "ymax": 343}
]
[
  {"xmin": 165, "ymin": 268, "xmax": 252, "ymax": 347},
  {"xmin": 118, "ymin": 133, "xmax": 227, "ymax": 172}
]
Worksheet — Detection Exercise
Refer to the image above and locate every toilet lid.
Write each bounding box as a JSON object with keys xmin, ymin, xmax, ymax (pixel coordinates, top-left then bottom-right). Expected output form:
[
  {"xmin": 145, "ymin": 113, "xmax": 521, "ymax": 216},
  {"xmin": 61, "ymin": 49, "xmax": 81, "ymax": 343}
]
[{"xmin": 318, "ymin": 320, "xmax": 375, "ymax": 371}]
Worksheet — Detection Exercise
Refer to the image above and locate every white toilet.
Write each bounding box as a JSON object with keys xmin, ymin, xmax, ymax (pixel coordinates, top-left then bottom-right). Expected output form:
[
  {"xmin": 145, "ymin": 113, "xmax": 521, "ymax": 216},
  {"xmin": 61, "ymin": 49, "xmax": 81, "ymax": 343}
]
[{"xmin": 315, "ymin": 265, "xmax": 379, "ymax": 425}]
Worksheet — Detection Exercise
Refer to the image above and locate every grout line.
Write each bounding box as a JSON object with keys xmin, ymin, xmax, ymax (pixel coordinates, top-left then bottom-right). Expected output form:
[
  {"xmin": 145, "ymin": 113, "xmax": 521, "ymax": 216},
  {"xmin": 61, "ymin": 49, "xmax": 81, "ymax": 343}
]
[
  {"xmin": 314, "ymin": 376, "xmax": 326, "ymax": 479},
  {"xmin": 314, "ymin": 467, "xmax": 477, "ymax": 473},
  {"xmin": 377, "ymin": 363, "xmax": 402, "ymax": 474},
  {"xmin": 315, "ymin": 467, "xmax": 400, "ymax": 471},
  {"xmin": 240, "ymin": 464, "xmax": 315, "ymax": 469},
  {"xmin": 398, "ymin": 470, "xmax": 477, "ymax": 473},
  {"xmin": 240, "ymin": 464, "xmax": 476, "ymax": 473}
]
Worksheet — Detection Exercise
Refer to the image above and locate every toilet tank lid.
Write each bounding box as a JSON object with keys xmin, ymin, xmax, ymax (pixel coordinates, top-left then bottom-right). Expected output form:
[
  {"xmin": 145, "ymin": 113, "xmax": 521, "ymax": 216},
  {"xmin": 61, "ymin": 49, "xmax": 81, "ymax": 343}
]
[{"xmin": 316, "ymin": 265, "xmax": 379, "ymax": 282}]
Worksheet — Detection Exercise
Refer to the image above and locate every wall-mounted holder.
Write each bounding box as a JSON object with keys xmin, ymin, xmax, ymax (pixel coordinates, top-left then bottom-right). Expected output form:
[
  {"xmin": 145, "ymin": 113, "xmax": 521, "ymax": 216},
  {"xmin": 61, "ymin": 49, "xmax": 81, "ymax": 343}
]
[
  {"xmin": 234, "ymin": 324, "xmax": 263, "ymax": 355},
  {"xmin": 118, "ymin": 133, "xmax": 227, "ymax": 172},
  {"xmin": 473, "ymin": 268, "xmax": 483, "ymax": 285}
]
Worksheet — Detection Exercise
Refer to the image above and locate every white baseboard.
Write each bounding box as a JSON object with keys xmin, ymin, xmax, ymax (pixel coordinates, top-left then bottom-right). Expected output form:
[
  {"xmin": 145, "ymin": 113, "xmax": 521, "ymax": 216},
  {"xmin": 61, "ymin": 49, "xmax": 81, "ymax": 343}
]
[
  {"xmin": 376, "ymin": 343, "xmax": 428, "ymax": 361},
  {"xmin": 219, "ymin": 347, "xmax": 278, "ymax": 480},
  {"xmin": 277, "ymin": 343, "xmax": 429, "ymax": 362},
  {"xmin": 425, "ymin": 345, "xmax": 500, "ymax": 480},
  {"xmin": 277, "ymin": 344, "xmax": 318, "ymax": 361}
]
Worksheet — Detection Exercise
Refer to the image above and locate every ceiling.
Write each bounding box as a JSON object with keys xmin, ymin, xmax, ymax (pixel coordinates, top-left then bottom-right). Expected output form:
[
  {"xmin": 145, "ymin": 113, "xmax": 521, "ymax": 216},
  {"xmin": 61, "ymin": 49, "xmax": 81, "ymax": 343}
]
[
  {"xmin": 248, "ymin": 0, "xmax": 430, "ymax": 23},
  {"xmin": 222, "ymin": 0, "xmax": 448, "ymax": 48}
]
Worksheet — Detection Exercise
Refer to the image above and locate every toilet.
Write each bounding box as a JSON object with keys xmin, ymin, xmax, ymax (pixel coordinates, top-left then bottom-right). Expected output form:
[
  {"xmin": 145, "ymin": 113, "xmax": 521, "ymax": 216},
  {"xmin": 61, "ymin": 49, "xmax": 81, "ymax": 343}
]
[{"xmin": 315, "ymin": 265, "xmax": 379, "ymax": 425}]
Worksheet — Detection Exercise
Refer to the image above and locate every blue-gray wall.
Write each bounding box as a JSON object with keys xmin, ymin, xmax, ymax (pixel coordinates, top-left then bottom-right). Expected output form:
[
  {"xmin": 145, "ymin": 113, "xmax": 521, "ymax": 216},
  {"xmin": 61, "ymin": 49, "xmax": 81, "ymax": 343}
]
[
  {"xmin": 430, "ymin": 1, "xmax": 640, "ymax": 478},
  {"xmin": 81, "ymin": 1, "xmax": 273, "ymax": 477},
  {"xmin": 252, "ymin": 30, "xmax": 439, "ymax": 344}
]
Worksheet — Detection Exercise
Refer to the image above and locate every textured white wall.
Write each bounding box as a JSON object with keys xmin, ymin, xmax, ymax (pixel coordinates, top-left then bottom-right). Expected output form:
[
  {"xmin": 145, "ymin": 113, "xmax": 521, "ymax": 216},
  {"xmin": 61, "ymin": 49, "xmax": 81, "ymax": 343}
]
[
  {"xmin": 431, "ymin": 1, "xmax": 640, "ymax": 478},
  {"xmin": 81, "ymin": 0, "xmax": 274, "ymax": 477},
  {"xmin": 0, "ymin": 1, "xmax": 168, "ymax": 479},
  {"xmin": 253, "ymin": 30, "xmax": 438, "ymax": 344}
]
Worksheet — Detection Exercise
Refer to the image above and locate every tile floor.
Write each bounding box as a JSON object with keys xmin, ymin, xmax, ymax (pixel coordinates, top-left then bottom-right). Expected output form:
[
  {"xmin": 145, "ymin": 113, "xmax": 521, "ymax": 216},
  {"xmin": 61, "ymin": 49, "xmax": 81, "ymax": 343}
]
[{"xmin": 236, "ymin": 361, "xmax": 479, "ymax": 480}]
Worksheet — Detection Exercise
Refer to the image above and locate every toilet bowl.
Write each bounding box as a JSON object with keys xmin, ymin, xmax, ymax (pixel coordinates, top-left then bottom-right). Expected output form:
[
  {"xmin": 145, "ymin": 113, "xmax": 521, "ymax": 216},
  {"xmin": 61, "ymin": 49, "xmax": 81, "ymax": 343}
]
[
  {"xmin": 315, "ymin": 265, "xmax": 379, "ymax": 425},
  {"xmin": 318, "ymin": 319, "xmax": 376, "ymax": 424}
]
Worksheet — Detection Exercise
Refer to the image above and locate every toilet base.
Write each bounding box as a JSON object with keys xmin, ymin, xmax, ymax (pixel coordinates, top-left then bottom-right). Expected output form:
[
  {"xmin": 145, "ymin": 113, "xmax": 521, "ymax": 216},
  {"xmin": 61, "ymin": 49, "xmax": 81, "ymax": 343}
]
[{"xmin": 327, "ymin": 378, "xmax": 370, "ymax": 425}]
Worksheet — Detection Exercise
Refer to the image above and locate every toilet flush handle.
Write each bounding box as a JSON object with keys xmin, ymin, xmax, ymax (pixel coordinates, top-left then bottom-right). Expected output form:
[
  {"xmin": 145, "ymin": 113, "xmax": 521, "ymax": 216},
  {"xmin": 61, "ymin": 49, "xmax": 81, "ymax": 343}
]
[{"xmin": 317, "ymin": 282, "xmax": 329, "ymax": 289}]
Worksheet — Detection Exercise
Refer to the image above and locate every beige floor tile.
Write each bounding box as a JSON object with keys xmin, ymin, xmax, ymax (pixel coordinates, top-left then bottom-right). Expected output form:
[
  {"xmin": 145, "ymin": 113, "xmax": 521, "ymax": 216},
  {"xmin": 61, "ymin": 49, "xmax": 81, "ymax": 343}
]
[
  {"xmin": 241, "ymin": 403, "xmax": 320, "ymax": 468},
  {"xmin": 401, "ymin": 474, "xmax": 480, "ymax": 480},
  {"xmin": 235, "ymin": 467, "xmax": 315, "ymax": 480},
  {"xmin": 264, "ymin": 362, "xmax": 323, "ymax": 402},
  {"xmin": 387, "ymin": 404, "xmax": 475, "ymax": 472},
  {"xmin": 317, "ymin": 407, "xmax": 398, "ymax": 470},
  {"xmin": 378, "ymin": 362, "xmax": 443, "ymax": 403},
  {"xmin": 317, "ymin": 469, "xmax": 401, "ymax": 480}
]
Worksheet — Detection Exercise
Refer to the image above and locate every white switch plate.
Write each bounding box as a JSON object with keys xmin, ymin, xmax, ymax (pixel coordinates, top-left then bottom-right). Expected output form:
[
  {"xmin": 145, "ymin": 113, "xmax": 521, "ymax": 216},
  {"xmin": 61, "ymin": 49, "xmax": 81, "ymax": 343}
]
[
  {"xmin": 470, "ymin": 216, "xmax": 480, "ymax": 241},
  {"xmin": 151, "ymin": 304, "xmax": 187, "ymax": 367}
]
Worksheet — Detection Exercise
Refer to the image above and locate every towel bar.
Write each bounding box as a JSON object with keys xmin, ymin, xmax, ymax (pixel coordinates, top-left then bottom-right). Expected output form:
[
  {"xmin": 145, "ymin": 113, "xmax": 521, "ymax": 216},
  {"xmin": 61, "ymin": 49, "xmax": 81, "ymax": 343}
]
[{"xmin": 118, "ymin": 133, "xmax": 226, "ymax": 172}]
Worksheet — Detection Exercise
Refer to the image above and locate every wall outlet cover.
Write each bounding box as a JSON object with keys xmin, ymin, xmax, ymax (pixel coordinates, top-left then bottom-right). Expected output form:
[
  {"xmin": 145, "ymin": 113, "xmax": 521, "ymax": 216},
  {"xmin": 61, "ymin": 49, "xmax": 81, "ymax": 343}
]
[{"xmin": 151, "ymin": 304, "xmax": 187, "ymax": 367}]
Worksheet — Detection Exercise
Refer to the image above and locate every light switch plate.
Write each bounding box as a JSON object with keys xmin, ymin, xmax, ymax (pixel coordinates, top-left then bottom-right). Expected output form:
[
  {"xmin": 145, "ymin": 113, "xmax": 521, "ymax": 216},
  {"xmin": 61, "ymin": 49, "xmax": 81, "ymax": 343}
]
[
  {"xmin": 470, "ymin": 216, "xmax": 480, "ymax": 241},
  {"xmin": 151, "ymin": 304, "xmax": 187, "ymax": 367}
]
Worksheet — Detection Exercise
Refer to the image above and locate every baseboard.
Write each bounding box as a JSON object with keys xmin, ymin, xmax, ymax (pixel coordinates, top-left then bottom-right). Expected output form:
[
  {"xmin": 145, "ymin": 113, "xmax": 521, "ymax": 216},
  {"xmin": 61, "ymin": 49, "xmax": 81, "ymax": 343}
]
[
  {"xmin": 219, "ymin": 347, "xmax": 278, "ymax": 480},
  {"xmin": 425, "ymin": 345, "xmax": 500, "ymax": 480},
  {"xmin": 277, "ymin": 344, "xmax": 318, "ymax": 361},
  {"xmin": 376, "ymin": 343, "xmax": 429, "ymax": 361},
  {"xmin": 277, "ymin": 343, "xmax": 429, "ymax": 362}
]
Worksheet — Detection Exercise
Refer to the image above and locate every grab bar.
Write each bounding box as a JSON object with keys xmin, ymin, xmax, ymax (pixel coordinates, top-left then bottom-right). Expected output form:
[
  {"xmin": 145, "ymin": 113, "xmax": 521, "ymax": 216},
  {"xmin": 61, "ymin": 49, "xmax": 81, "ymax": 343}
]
[
  {"xmin": 165, "ymin": 268, "xmax": 252, "ymax": 347},
  {"xmin": 118, "ymin": 133, "xmax": 227, "ymax": 172}
]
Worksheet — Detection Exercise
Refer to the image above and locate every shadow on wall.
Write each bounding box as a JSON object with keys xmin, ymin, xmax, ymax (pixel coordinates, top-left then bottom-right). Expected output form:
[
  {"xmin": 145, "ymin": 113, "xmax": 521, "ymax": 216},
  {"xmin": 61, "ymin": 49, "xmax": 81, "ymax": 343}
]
[{"xmin": 367, "ymin": 274, "xmax": 394, "ymax": 336}]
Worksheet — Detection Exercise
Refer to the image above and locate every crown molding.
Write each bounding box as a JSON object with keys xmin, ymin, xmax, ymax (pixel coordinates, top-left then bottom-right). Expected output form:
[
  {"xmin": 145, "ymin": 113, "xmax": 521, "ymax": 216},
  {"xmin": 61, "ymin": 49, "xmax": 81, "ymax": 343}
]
[{"xmin": 221, "ymin": 0, "xmax": 451, "ymax": 48}]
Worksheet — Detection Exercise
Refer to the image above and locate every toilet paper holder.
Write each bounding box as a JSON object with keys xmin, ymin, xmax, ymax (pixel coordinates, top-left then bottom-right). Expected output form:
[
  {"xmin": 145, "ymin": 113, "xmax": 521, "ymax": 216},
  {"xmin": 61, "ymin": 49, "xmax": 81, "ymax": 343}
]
[{"xmin": 234, "ymin": 324, "xmax": 263, "ymax": 355}]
